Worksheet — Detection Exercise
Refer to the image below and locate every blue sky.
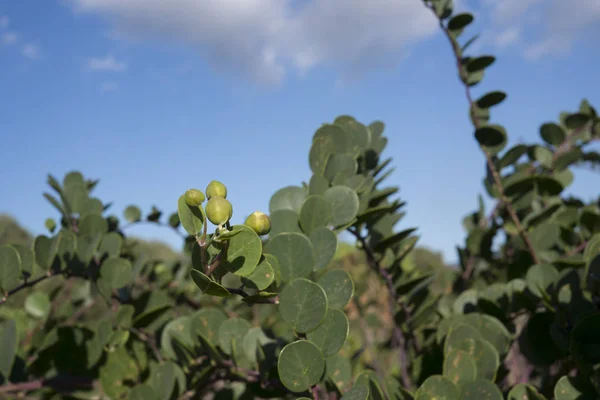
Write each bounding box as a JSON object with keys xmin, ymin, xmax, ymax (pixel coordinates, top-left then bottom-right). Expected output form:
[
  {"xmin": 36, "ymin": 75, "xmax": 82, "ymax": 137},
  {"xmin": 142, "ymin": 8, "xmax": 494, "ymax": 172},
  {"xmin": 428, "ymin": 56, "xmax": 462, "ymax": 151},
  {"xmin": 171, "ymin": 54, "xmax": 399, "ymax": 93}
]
[{"xmin": 1, "ymin": 0, "xmax": 599, "ymax": 264}]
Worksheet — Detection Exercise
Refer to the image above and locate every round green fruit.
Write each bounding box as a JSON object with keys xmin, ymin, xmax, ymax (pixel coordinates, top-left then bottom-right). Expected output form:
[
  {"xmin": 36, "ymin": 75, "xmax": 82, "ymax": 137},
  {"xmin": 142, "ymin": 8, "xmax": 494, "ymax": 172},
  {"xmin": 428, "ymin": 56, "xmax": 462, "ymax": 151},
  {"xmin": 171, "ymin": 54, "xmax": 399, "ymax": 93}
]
[
  {"xmin": 184, "ymin": 189, "xmax": 205, "ymax": 206},
  {"xmin": 206, "ymin": 197, "xmax": 233, "ymax": 225},
  {"xmin": 244, "ymin": 211, "xmax": 271, "ymax": 235},
  {"xmin": 206, "ymin": 180, "xmax": 227, "ymax": 199}
]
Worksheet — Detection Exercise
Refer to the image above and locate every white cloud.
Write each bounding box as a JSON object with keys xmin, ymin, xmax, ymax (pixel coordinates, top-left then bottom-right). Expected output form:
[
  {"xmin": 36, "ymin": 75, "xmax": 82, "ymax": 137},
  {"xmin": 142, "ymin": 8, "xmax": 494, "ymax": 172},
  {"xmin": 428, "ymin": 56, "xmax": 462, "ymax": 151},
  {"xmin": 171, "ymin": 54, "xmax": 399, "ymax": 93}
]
[
  {"xmin": 0, "ymin": 16, "xmax": 8, "ymax": 29},
  {"xmin": 67, "ymin": 0, "xmax": 438, "ymax": 84},
  {"xmin": 21, "ymin": 43, "xmax": 40, "ymax": 59},
  {"xmin": 88, "ymin": 55, "xmax": 128, "ymax": 71},
  {"xmin": 480, "ymin": 0, "xmax": 600, "ymax": 60},
  {"xmin": 100, "ymin": 81, "xmax": 119, "ymax": 91},
  {"xmin": 1, "ymin": 32, "xmax": 18, "ymax": 45},
  {"xmin": 494, "ymin": 27, "xmax": 520, "ymax": 48}
]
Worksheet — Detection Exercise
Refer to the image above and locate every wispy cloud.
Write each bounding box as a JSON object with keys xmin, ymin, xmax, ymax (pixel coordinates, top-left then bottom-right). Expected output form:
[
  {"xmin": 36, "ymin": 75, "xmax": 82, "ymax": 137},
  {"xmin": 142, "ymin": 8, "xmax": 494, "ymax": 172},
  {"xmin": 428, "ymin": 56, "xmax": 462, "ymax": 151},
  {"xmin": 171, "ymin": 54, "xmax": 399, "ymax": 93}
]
[
  {"xmin": 478, "ymin": 0, "xmax": 600, "ymax": 60},
  {"xmin": 1, "ymin": 32, "xmax": 18, "ymax": 45},
  {"xmin": 0, "ymin": 16, "xmax": 8, "ymax": 29},
  {"xmin": 67, "ymin": 0, "xmax": 438, "ymax": 85},
  {"xmin": 88, "ymin": 55, "xmax": 128, "ymax": 72},
  {"xmin": 21, "ymin": 43, "xmax": 40, "ymax": 59}
]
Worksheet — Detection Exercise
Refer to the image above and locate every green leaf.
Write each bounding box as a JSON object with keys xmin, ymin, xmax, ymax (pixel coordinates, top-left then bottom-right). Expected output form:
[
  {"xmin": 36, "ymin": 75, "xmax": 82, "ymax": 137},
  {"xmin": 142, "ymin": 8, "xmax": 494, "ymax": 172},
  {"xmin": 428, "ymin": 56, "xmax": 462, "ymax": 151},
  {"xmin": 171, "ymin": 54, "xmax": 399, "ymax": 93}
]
[
  {"xmin": 25, "ymin": 292, "xmax": 51, "ymax": 319},
  {"xmin": 326, "ymin": 354, "xmax": 353, "ymax": 392},
  {"xmin": 476, "ymin": 91, "xmax": 506, "ymax": 108},
  {"xmin": 129, "ymin": 384, "xmax": 159, "ymax": 400},
  {"xmin": 243, "ymin": 327, "xmax": 273, "ymax": 363},
  {"xmin": 324, "ymin": 153, "xmax": 358, "ymax": 183},
  {"xmin": 461, "ymin": 34, "xmax": 479, "ymax": 52},
  {"xmin": 341, "ymin": 384, "xmax": 369, "ymax": 400},
  {"xmin": 554, "ymin": 376, "xmax": 596, "ymax": 400},
  {"xmin": 507, "ymin": 384, "xmax": 547, "ymax": 400},
  {"xmin": 432, "ymin": 0, "xmax": 453, "ymax": 19},
  {"xmin": 445, "ymin": 327, "xmax": 500, "ymax": 381},
  {"xmin": 269, "ymin": 209, "xmax": 302, "ymax": 237},
  {"xmin": 355, "ymin": 371, "xmax": 385, "ymax": 400},
  {"xmin": 244, "ymin": 256, "xmax": 275, "ymax": 291},
  {"xmin": 310, "ymin": 138, "xmax": 336, "ymax": 176},
  {"xmin": 151, "ymin": 361, "xmax": 186, "ymax": 400},
  {"xmin": 498, "ymin": 144, "xmax": 528, "ymax": 168},
  {"xmin": 277, "ymin": 340, "xmax": 325, "ymax": 393},
  {"xmin": 0, "ymin": 319, "xmax": 17, "ymax": 378},
  {"xmin": 443, "ymin": 349, "xmax": 477, "ymax": 387},
  {"xmin": 317, "ymin": 269, "xmax": 354, "ymax": 309},
  {"xmin": 570, "ymin": 313, "xmax": 600, "ymax": 372},
  {"xmin": 161, "ymin": 316, "xmax": 195, "ymax": 360},
  {"xmin": 0, "ymin": 244, "xmax": 21, "ymax": 293},
  {"xmin": 221, "ymin": 224, "xmax": 262, "ymax": 277},
  {"xmin": 415, "ymin": 375, "xmax": 458, "ymax": 400},
  {"xmin": 192, "ymin": 307, "xmax": 227, "ymax": 345},
  {"xmin": 323, "ymin": 186, "xmax": 360, "ymax": 227},
  {"xmin": 177, "ymin": 195, "xmax": 205, "ymax": 236},
  {"xmin": 533, "ymin": 145, "xmax": 554, "ymax": 168},
  {"xmin": 526, "ymin": 263, "xmax": 559, "ymax": 298},
  {"xmin": 466, "ymin": 56, "xmax": 495, "ymax": 73},
  {"xmin": 123, "ymin": 205, "xmax": 142, "ymax": 223},
  {"xmin": 474, "ymin": 124, "xmax": 507, "ymax": 155},
  {"xmin": 44, "ymin": 193, "xmax": 66, "ymax": 216},
  {"xmin": 459, "ymin": 380, "xmax": 503, "ymax": 400},
  {"xmin": 565, "ymin": 112, "xmax": 590, "ymax": 130},
  {"xmin": 264, "ymin": 253, "xmax": 282, "ymax": 287},
  {"xmin": 98, "ymin": 232, "xmax": 123, "ymax": 259},
  {"xmin": 34, "ymin": 234, "xmax": 61, "ymax": 270},
  {"xmin": 540, "ymin": 123, "xmax": 566, "ymax": 146},
  {"xmin": 218, "ymin": 317, "xmax": 251, "ymax": 356},
  {"xmin": 447, "ymin": 13, "xmax": 473, "ymax": 37},
  {"xmin": 12, "ymin": 244, "xmax": 33, "ymax": 278},
  {"xmin": 299, "ymin": 195, "xmax": 332, "ymax": 234},
  {"xmin": 266, "ymin": 232, "xmax": 316, "ymax": 282},
  {"xmin": 306, "ymin": 309, "xmax": 348, "ymax": 357},
  {"xmin": 530, "ymin": 222, "xmax": 560, "ymax": 250},
  {"xmin": 270, "ymin": 186, "xmax": 307, "ymax": 215},
  {"xmin": 190, "ymin": 269, "xmax": 231, "ymax": 297},
  {"xmin": 461, "ymin": 313, "xmax": 512, "ymax": 356},
  {"xmin": 309, "ymin": 174, "xmax": 330, "ymax": 196},
  {"xmin": 310, "ymin": 227, "xmax": 338, "ymax": 271},
  {"xmin": 374, "ymin": 228, "xmax": 418, "ymax": 253},
  {"xmin": 444, "ymin": 324, "xmax": 482, "ymax": 353},
  {"xmin": 335, "ymin": 117, "xmax": 371, "ymax": 153},
  {"xmin": 101, "ymin": 257, "xmax": 133, "ymax": 289},
  {"xmin": 279, "ymin": 278, "xmax": 327, "ymax": 333},
  {"xmin": 116, "ymin": 305, "xmax": 135, "ymax": 329}
]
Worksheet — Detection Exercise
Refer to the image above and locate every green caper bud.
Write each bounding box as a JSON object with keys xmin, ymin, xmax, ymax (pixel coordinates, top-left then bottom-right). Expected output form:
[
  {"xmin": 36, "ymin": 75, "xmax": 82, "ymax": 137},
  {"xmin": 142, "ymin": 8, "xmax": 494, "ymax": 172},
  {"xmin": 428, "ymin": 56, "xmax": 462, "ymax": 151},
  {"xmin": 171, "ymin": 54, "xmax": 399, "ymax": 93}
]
[
  {"xmin": 244, "ymin": 211, "xmax": 271, "ymax": 235},
  {"xmin": 184, "ymin": 189, "xmax": 205, "ymax": 206},
  {"xmin": 206, "ymin": 180, "xmax": 227, "ymax": 199},
  {"xmin": 205, "ymin": 197, "xmax": 233, "ymax": 225}
]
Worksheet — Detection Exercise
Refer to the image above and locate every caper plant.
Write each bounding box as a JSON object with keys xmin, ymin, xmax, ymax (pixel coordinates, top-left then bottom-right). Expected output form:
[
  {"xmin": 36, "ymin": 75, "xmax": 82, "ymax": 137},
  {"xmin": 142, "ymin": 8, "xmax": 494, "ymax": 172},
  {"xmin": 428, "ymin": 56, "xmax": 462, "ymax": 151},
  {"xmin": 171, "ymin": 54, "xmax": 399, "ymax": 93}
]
[{"xmin": 1, "ymin": 0, "xmax": 600, "ymax": 399}]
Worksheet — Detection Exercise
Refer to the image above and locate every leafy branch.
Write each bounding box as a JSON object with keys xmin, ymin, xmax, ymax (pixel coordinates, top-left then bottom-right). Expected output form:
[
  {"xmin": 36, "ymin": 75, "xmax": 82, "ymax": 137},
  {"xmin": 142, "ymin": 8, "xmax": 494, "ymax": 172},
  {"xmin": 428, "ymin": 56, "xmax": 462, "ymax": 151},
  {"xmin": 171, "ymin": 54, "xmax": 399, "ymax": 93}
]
[{"xmin": 423, "ymin": 1, "xmax": 540, "ymax": 269}]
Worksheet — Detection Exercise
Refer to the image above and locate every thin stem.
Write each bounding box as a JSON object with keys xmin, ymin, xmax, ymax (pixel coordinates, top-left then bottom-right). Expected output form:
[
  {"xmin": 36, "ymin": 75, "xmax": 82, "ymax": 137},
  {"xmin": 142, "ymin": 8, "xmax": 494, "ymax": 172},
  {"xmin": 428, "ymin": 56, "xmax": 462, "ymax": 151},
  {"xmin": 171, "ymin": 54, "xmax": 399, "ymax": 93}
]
[
  {"xmin": 129, "ymin": 327, "xmax": 163, "ymax": 363},
  {"xmin": 425, "ymin": 2, "xmax": 540, "ymax": 267},
  {"xmin": 0, "ymin": 271, "xmax": 59, "ymax": 305},
  {"xmin": 0, "ymin": 376, "xmax": 94, "ymax": 395},
  {"xmin": 311, "ymin": 385, "xmax": 320, "ymax": 400},
  {"xmin": 206, "ymin": 253, "xmax": 222, "ymax": 277},
  {"xmin": 567, "ymin": 240, "xmax": 588, "ymax": 257}
]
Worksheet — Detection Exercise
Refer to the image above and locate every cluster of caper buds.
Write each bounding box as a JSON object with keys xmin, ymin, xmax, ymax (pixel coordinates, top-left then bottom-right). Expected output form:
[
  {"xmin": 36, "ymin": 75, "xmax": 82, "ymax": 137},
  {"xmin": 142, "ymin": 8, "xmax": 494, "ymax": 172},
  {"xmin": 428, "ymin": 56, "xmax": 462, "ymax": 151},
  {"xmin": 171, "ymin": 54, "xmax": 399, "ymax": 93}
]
[{"xmin": 184, "ymin": 181, "xmax": 271, "ymax": 236}]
